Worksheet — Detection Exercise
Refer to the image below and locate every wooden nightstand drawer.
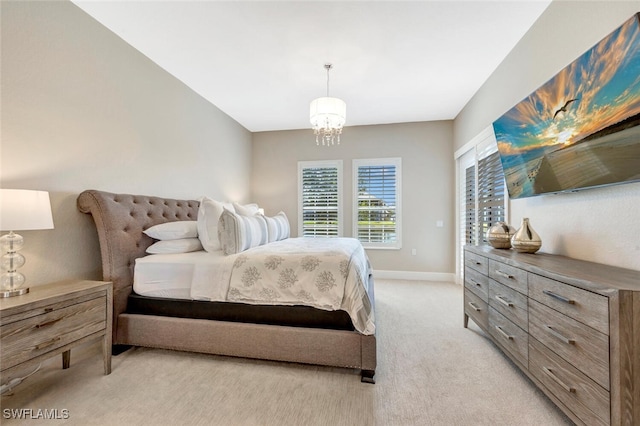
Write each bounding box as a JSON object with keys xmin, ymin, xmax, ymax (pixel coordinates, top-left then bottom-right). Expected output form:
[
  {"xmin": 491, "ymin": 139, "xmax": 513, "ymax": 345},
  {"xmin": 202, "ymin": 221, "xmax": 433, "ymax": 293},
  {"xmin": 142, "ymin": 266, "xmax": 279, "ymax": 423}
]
[
  {"xmin": 464, "ymin": 251, "xmax": 488, "ymax": 275},
  {"xmin": 488, "ymin": 260, "xmax": 527, "ymax": 295},
  {"xmin": 464, "ymin": 267, "xmax": 489, "ymax": 302},
  {"xmin": 0, "ymin": 291, "xmax": 105, "ymax": 326},
  {"xmin": 529, "ymin": 339, "xmax": 609, "ymax": 426},
  {"xmin": 489, "ymin": 279, "xmax": 528, "ymax": 331},
  {"xmin": 1, "ymin": 297, "xmax": 106, "ymax": 371},
  {"xmin": 489, "ymin": 307, "xmax": 528, "ymax": 368},
  {"xmin": 529, "ymin": 299, "xmax": 609, "ymax": 390},
  {"xmin": 464, "ymin": 289, "xmax": 488, "ymax": 330},
  {"xmin": 528, "ymin": 273, "xmax": 609, "ymax": 335}
]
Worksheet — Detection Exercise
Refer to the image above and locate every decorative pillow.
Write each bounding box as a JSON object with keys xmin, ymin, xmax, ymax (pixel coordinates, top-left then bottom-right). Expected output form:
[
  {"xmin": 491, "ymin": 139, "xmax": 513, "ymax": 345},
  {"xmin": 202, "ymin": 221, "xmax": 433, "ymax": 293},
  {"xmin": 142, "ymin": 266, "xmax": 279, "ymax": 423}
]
[
  {"xmin": 143, "ymin": 221, "xmax": 198, "ymax": 240},
  {"xmin": 263, "ymin": 211, "xmax": 290, "ymax": 243},
  {"xmin": 197, "ymin": 197, "xmax": 234, "ymax": 252},
  {"xmin": 232, "ymin": 202, "xmax": 260, "ymax": 216},
  {"xmin": 218, "ymin": 208, "xmax": 268, "ymax": 255},
  {"xmin": 146, "ymin": 238, "xmax": 203, "ymax": 254}
]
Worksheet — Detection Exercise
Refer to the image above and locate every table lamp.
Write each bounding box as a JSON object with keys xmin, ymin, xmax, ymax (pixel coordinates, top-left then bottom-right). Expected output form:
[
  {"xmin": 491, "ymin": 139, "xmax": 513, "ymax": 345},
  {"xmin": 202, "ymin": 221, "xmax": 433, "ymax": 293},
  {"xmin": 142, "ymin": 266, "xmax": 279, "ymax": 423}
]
[{"xmin": 0, "ymin": 189, "xmax": 54, "ymax": 298}]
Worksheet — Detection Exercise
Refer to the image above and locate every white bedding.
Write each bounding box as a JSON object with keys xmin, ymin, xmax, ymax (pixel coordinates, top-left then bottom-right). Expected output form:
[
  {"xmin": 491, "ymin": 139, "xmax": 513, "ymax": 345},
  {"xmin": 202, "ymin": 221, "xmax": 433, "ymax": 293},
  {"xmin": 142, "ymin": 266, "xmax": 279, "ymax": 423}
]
[
  {"xmin": 133, "ymin": 238, "xmax": 375, "ymax": 335},
  {"xmin": 133, "ymin": 251, "xmax": 227, "ymax": 299}
]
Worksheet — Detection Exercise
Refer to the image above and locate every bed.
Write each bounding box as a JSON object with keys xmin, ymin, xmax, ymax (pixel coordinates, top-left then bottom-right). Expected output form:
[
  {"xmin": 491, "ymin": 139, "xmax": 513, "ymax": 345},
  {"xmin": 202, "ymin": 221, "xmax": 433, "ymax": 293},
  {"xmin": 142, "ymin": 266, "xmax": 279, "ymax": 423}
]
[{"xmin": 77, "ymin": 189, "xmax": 376, "ymax": 383}]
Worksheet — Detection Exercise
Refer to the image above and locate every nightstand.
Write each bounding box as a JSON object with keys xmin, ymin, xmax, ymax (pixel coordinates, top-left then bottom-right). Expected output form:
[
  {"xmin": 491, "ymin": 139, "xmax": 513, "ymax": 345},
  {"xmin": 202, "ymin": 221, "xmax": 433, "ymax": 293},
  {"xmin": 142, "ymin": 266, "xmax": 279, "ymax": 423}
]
[{"xmin": 1, "ymin": 280, "xmax": 112, "ymax": 382}]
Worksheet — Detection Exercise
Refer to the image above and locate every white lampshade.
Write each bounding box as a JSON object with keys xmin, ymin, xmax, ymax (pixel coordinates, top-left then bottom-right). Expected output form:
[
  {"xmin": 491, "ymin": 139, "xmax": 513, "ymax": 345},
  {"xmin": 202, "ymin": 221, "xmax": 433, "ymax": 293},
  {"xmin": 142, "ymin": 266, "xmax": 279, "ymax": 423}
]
[
  {"xmin": 310, "ymin": 97, "xmax": 347, "ymax": 128},
  {"xmin": 0, "ymin": 189, "xmax": 54, "ymax": 231}
]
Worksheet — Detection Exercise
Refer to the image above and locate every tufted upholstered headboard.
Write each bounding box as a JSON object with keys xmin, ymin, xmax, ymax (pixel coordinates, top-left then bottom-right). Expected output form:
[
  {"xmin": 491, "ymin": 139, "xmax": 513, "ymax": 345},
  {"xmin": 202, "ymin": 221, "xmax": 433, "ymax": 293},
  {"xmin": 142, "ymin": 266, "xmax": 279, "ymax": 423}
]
[{"xmin": 77, "ymin": 190, "xmax": 199, "ymax": 342}]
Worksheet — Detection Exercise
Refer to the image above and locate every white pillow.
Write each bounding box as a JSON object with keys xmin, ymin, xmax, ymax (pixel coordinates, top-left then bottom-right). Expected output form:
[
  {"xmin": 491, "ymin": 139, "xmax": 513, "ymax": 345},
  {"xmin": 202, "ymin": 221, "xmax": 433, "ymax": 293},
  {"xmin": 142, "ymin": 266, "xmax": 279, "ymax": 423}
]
[
  {"xmin": 218, "ymin": 208, "xmax": 268, "ymax": 255},
  {"xmin": 197, "ymin": 197, "xmax": 235, "ymax": 252},
  {"xmin": 143, "ymin": 221, "xmax": 198, "ymax": 240},
  {"xmin": 263, "ymin": 212, "xmax": 290, "ymax": 243},
  {"xmin": 146, "ymin": 238, "xmax": 203, "ymax": 254},
  {"xmin": 232, "ymin": 202, "xmax": 260, "ymax": 216}
]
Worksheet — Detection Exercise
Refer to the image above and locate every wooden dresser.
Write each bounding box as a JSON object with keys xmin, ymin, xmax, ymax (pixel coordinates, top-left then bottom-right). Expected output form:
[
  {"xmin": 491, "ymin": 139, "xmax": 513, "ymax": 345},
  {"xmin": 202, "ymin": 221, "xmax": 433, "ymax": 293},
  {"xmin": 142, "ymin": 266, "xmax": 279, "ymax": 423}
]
[
  {"xmin": 1, "ymin": 280, "xmax": 113, "ymax": 383},
  {"xmin": 463, "ymin": 245, "xmax": 639, "ymax": 426}
]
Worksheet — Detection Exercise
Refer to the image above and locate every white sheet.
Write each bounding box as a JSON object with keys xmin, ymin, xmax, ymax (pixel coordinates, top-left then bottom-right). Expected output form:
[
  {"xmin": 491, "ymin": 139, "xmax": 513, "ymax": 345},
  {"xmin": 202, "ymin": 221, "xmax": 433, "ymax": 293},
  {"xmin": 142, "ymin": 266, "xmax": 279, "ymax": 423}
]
[
  {"xmin": 133, "ymin": 238, "xmax": 375, "ymax": 335},
  {"xmin": 133, "ymin": 251, "xmax": 227, "ymax": 300}
]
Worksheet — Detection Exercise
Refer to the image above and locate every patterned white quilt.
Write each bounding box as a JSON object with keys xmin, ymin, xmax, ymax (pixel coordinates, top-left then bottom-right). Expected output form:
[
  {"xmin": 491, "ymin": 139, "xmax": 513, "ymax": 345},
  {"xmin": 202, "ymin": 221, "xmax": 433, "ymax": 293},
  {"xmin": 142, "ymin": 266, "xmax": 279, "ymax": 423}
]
[{"xmin": 191, "ymin": 237, "xmax": 375, "ymax": 335}]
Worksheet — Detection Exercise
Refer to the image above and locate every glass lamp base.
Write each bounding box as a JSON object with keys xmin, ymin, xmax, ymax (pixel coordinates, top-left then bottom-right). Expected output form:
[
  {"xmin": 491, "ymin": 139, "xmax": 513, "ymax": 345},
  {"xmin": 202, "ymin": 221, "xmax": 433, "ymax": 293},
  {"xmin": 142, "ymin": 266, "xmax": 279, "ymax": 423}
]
[{"xmin": 0, "ymin": 287, "xmax": 29, "ymax": 298}]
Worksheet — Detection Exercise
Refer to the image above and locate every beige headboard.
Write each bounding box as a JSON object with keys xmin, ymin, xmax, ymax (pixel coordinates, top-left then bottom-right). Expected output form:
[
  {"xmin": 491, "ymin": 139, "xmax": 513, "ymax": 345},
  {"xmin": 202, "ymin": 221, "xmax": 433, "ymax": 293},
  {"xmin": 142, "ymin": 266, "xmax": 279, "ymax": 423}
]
[{"xmin": 77, "ymin": 190, "xmax": 199, "ymax": 343}]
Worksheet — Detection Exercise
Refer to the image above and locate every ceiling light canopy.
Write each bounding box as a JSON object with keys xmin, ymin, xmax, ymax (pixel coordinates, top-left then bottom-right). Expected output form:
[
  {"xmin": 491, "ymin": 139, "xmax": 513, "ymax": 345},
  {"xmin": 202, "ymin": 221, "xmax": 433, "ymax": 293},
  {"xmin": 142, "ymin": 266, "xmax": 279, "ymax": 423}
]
[{"xmin": 310, "ymin": 64, "xmax": 346, "ymax": 146}]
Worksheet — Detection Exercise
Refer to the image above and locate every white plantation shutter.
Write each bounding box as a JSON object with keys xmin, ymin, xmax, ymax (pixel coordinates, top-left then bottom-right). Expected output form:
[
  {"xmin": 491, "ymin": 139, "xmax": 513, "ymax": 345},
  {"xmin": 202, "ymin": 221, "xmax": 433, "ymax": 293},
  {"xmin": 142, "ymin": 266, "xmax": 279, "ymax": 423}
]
[
  {"xmin": 353, "ymin": 158, "xmax": 402, "ymax": 249},
  {"xmin": 477, "ymin": 150, "xmax": 506, "ymax": 244},
  {"xmin": 298, "ymin": 160, "xmax": 343, "ymax": 237},
  {"xmin": 456, "ymin": 126, "xmax": 507, "ymax": 279},
  {"xmin": 464, "ymin": 163, "xmax": 476, "ymax": 245}
]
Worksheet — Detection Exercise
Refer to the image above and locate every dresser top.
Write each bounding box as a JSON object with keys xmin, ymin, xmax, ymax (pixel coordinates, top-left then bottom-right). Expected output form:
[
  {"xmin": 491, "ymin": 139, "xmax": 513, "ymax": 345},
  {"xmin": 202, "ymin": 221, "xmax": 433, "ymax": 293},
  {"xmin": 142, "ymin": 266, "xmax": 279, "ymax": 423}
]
[{"xmin": 466, "ymin": 245, "xmax": 640, "ymax": 294}]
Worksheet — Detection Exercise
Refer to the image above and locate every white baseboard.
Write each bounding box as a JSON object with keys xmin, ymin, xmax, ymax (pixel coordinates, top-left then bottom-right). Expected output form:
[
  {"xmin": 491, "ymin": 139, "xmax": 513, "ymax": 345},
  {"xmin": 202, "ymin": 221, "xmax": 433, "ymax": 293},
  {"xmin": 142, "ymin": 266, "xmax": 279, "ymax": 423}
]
[{"xmin": 373, "ymin": 270, "xmax": 456, "ymax": 282}]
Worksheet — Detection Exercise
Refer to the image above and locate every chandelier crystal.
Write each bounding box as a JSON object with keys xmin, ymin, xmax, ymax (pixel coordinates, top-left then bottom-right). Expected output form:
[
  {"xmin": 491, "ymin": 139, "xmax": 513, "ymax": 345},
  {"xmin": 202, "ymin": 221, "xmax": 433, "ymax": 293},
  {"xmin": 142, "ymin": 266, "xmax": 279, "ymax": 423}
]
[{"xmin": 310, "ymin": 64, "xmax": 346, "ymax": 146}]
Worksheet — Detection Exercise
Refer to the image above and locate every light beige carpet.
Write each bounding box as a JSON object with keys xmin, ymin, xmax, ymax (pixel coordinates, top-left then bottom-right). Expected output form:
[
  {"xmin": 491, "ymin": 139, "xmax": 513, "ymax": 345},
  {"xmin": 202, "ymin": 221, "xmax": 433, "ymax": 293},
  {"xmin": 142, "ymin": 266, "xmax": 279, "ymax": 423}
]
[{"xmin": 1, "ymin": 279, "xmax": 572, "ymax": 425}]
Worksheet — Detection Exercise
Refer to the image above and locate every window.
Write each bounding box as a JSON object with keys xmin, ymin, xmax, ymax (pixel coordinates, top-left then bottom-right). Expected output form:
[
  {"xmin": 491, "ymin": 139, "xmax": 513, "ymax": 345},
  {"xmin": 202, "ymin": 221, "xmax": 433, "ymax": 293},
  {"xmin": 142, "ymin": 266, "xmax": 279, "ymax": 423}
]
[
  {"xmin": 353, "ymin": 158, "xmax": 402, "ymax": 249},
  {"xmin": 298, "ymin": 160, "xmax": 343, "ymax": 237},
  {"xmin": 456, "ymin": 127, "xmax": 507, "ymax": 278}
]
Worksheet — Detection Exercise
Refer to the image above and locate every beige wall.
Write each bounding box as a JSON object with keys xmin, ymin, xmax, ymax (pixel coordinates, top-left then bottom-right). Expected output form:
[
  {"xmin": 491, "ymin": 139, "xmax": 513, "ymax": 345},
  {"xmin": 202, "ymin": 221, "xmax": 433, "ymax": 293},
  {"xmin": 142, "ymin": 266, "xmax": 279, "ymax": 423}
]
[
  {"xmin": 252, "ymin": 121, "xmax": 455, "ymax": 274},
  {"xmin": 454, "ymin": 1, "xmax": 640, "ymax": 271},
  {"xmin": 1, "ymin": 1, "xmax": 252, "ymax": 286}
]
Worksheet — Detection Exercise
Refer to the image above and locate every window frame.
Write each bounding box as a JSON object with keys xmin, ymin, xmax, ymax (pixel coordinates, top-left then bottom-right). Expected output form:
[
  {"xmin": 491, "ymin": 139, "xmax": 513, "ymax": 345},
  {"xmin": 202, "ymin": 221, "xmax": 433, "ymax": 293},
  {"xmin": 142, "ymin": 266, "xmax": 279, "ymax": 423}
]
[
  {"xmin": 297, "ymin": 160, "xmax": 343, "ymax": 238},
  {"xmin": 352, "ymin": 157, "xmax": 402, "ymax": 250}
]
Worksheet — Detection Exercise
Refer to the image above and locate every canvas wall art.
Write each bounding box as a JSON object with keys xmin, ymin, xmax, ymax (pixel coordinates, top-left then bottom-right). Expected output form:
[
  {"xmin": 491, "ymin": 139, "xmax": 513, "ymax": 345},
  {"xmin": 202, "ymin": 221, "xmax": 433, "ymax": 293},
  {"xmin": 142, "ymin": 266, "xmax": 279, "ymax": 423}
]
[{"xmin": 493, "ymin": 13, "xmax": 640, "ymax": 199}]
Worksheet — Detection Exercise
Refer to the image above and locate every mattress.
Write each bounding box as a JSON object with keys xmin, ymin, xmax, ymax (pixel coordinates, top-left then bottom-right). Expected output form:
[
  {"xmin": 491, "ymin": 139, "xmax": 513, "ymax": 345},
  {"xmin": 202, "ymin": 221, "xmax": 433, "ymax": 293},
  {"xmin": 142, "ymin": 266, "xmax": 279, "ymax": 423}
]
[
  {"xmin": 133, "ymin": 251, "xmax": 226, "ymax": 299},
  {"xmin": 132, "ymin": 249, "xmax": 358, "ymax": 330},
  {"xmin": 132, "ymin": 238, "xmax": 375, "ymax": 335}
]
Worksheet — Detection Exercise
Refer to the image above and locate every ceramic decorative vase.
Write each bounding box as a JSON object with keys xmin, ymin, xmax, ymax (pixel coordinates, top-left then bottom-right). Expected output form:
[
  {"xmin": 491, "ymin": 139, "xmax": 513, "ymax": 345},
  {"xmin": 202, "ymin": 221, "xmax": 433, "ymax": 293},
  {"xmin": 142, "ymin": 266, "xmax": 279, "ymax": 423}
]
[
  {"xmin": 511, "ymin": 218, "xmax": 541, "ymax": 253},
  {"xmin": 486, "ymin": 222, "xmax": 516, "ymax": 249}
]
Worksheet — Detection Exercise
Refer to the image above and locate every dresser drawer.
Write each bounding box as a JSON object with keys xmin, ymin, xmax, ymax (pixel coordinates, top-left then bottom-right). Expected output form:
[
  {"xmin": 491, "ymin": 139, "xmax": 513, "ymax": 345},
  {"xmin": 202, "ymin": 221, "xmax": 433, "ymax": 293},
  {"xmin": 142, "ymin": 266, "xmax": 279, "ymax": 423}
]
[
  {"xmin": 489, "ymin": 279, "xmax": 528, "ymax": 331},
  {"xmin": 464, "ymin": 289, "xmax": 488, "ymax": 330},
  {"xmin": 529, "ymin": 339, "xmax": 609, "ymax": 426},
  {"xmin": 488, "ymin": 260, "xmax": 527, "ymax": 295},
  {"xmin": 528, "ymin": 274, "xmax": 609, "ymax": 335},
  {"xmin": 464, "ymin": 267, "xmax": 489, "ymax": 302},
  {"xmin": 529, "ymin": 299, "xmax": 609, "ymax": 390},
  {"xmin": 1, "ymin": 297, "xmax": 106, "ymax": 371},
  {"xmin": 465, "ymin": 251, "xmax": 488, "ymax": 275},
  {"xmin": 489, "ymin": 307, "xmax": 528, "ymax": 368}
]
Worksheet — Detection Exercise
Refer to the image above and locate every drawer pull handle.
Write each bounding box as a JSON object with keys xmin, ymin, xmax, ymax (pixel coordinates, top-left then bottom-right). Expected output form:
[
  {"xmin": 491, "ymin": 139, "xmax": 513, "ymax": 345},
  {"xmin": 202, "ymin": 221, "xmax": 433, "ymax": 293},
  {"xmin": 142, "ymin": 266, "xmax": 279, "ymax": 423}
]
[
  {"xmin": 44, "ymin": 307, "xmax": 54, "ymax": 313},
  {"xmin": 494, "ymin": 325, "xmax": 513, "ymax": 340},
  {"xmin": 543, "ymin": 290, "xmax": 575, "ymax": 305},
  {"xmin": 467, "ymin": 278, "xmax": 482, "ymax": 288},
  {"xmin": 495, "ymin": 295, "xmax": 514, "ymax": 307},
  {"xmin": 35, "ymin": 337, "xmax": 61, "ymax": 350},
  {"xmin": 475, "ymin": 261, "xmax": 482, "ymax": 265},
  {"xmin": 545, "ymin": 325, "xmax": 575, "ymax": 345},
  {"xmin": 36, "ymin": 318, "xmax": 62, "ymax": 329},
  {"xmin": 542, "ymin": 367, "xmax": 575, "ymax": 393},
  {"xmin": 467, "ymin": 302, "xmax": 481, "ymax": 312},
  {"xmin": 495, "ymin": 270, "xmax": 513, "ymax": 279}
]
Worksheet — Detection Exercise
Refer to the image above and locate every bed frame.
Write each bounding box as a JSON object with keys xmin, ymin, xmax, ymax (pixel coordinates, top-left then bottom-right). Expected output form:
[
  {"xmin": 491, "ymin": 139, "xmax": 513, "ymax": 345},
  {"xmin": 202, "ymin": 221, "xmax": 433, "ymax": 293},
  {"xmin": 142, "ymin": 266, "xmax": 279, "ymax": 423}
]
[{"xmin": 77, "ymin": 190, "xmax": 376, "ymax": 383}]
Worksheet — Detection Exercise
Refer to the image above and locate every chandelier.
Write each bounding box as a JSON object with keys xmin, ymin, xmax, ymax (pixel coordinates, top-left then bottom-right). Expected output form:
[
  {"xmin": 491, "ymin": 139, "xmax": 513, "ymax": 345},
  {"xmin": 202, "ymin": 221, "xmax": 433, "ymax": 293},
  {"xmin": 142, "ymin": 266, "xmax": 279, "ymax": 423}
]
[{"xmin": 310, "ymin": 64, "xmax": 346, "ymax": 146}]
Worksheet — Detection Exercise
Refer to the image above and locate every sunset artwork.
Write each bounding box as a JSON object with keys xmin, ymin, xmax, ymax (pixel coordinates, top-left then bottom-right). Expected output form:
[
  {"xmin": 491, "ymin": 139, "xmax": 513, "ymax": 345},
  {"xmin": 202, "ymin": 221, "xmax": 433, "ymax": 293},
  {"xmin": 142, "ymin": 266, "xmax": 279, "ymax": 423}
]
[{"xmin": 493, "ymin": 13, "xmax": 640, "ymax": 199}]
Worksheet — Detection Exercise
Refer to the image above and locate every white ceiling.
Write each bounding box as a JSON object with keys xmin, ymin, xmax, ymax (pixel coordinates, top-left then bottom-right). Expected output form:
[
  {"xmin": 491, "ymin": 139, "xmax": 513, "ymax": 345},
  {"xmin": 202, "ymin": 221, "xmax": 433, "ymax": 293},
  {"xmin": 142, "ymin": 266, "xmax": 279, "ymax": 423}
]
[{"xmin": 72, "ymin": 0, "xmax": 551, "ymax": 132}]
